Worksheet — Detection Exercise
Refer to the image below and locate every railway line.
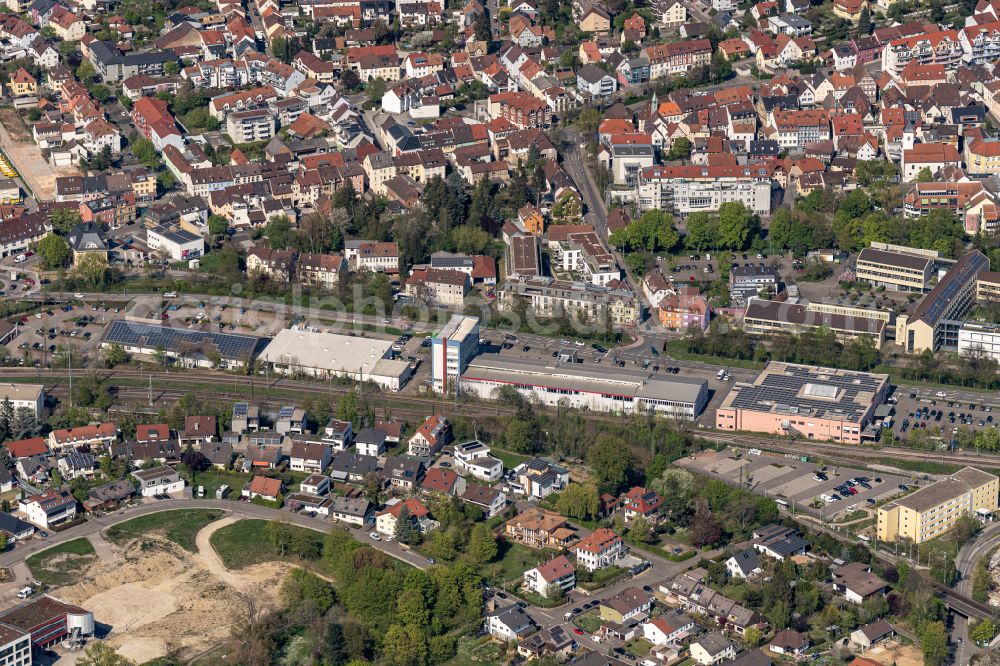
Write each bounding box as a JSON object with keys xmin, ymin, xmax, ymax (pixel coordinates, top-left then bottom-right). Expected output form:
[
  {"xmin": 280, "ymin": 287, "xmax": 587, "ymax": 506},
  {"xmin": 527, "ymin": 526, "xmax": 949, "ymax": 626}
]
[{"xmin": 5, "ymin": 366, "xmax": 1000, "ymax": 471}]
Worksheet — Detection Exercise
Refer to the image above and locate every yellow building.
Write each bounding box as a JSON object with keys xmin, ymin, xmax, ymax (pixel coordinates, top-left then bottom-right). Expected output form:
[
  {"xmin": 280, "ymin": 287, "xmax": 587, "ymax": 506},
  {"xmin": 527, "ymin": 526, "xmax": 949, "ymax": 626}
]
[
  {"xmin": 579, "ymin": 5, "xmax": 612, "ymax": 32},
  {"xmin": 877, "ymin": 467, "xmax": 999, "ymax": 543},
  {"xmin": 966, "ymin": 137, "xmax": 1000, "ymax": 176},
  {"xmin": 8, "ymin": 68, "xmax": 36, "ymax": 97},
  {"xmin": 855, "ymin": 244, "xmax": 936, "ymax": 292},
  {"xmin": 978, "ymin": 271, "xmax": 1000, "ymax": 303}
]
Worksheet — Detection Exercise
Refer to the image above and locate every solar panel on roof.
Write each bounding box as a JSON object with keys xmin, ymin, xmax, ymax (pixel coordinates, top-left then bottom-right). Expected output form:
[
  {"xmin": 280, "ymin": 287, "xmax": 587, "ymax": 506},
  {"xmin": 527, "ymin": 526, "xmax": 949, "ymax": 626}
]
[
  {"xmin": 279, "ymin": 407, "xmax": 295, "ymax": 418},
  {"xmin": 102, "ymin": 320, "xmax": 264, "ymax": 360},
  {"xmin": 233, "ymin": 403, "xmax": 248, "ymax": 417}
]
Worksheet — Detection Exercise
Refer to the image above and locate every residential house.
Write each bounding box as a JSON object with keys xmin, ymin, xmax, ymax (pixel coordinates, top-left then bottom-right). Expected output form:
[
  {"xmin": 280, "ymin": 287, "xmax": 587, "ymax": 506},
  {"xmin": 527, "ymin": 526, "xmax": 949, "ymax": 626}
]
[
  {"xmin": 691, "ymin": 633, "xmax": 737, "ymax": 665},
  {"xmin": 752, "ymin": 524, "xmax": 809, "ymax": 560},
  {"xmin": 321, "ymin": 419, "xmax": 353, "ymax": 450},
  {"xmin": 19, "ymin": 490, "xmax": 76, "ymax": 528},
  {"xmin": 523, "ymin": 555, "xmax": 576, "ymax": 597},
  {"xmin": 599, "ymin": 587, "xmax": 652, "ymax": 624},
  {"xmin": 505, "ymin": 507, "xmax": 578, "ymax": 549},
  {"xmin": 57, "ymin": 452, "xmax": 95, "ymax": 480},
  {"xmin": 643, "ymin": 613, "xmax": 696, "ymax": 646},
  {"xmin": 461, "ymin": 483, "xmax": 506, "ymax": 517},
  {"xmin": 575, "ymin": 528, "xmax": 624, "ymax": 571},
  {"xmin": 329, "ymin": 496, "xmax": 373, "ymax": 526},
  {"xmin": 421, "ymin": 467, "xmax": 467, "ymax": 496},
  {"xmin": 769, "ymin": 629, "xmax": 809, "ymax": 656},
  {"xmin": 355, "ymin": 428, "xmax": 387, "ymax": 457},
  {"xmin": 726, "ymin": 549, "xmax": 763, "ymax": 579},
  {"xmin": 288, "ymin": 439, "xmax": 332, "ymax": 474},
  {"xmin": 84, "ymin": 480, "xmax": 135, "ymax": 512},
  {"xmin": 375, "ymin": 497, "xmax": 430, "ymax": 535},
  {"xmin": 178, "ymin": 416, "xmax": 217, "ymax": 447},
  {"xmin": 242, "ymin": 475, "xmax": 284, "ymax": 502},
  {"xmin": 516, "ymin": 459, "xmax": 569, "ymax": 498},
  {"xmin": 382, "ymin": 455, "xmax": 425, "ymax": 491},
  {"xmin": 330, "ymin": 451, "xmax": 379, "ymax": 483},
  {"xmin": 407, "ymin": 415, "xmax": 452, "ymax": 457},
  {"xmin": 132, "ymin": 466, "xmax": 185, "ymax": 497},
  {"xmin": 850, "ymin": 619, "xmax": 895, "ymax": 650},
  {"xmin": 619, "ymin": 486, "xmax": 663, "ymax": 523},
  {"xmin": 831, "ymin": 562, "xmax": 888, "ymax": 604},
  {"xmin": 486, "ymin": 605, "xmax": 537, "ymax": 641},
  {"xmin": 275, "ymin": 406, "xmax": 306, "ymax": 435}
]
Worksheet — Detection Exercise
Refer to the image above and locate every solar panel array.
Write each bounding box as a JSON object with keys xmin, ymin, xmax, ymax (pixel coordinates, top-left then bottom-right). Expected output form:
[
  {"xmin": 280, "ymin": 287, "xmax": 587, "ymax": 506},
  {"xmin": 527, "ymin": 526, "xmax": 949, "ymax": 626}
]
[
  {"xmin": 103, "ymin": 320, "xmax": 264, "ymax": 361},
  {"xmin": 278, "ymin": 406, "xmax": 295, "ymax": 419},
  {"xmin": 233, "ymin": 403, "xmax": 248, "ymax": 418},
  {"xmin": 730, "ymin": 365, "xmax": 884, "ymax": 421},
  {"xmin": 913, "ymin": 251, "xmax": 990, "ymax": 325}
]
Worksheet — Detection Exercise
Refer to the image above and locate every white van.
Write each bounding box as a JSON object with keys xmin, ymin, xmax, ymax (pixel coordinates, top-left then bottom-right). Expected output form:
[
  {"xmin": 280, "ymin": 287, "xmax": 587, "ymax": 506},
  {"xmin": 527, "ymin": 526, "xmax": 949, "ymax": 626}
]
[
  {"xmin": 163, "ymin": 291, "xmax": 177, "ymax": 298},
  {"xmin": 13, "ymin": 254, "xmax": 25, "ymax": 263},
  {"xmin": 16, "ymin": 587, "xmax": 32, "ymax": 599},
  {"xmin": 716, "ymin": 369, "xmax": 726, "ymax": 380},
  {"xmin": 197, "ymin": 485, "xmax": 205, "ymax": 498}
]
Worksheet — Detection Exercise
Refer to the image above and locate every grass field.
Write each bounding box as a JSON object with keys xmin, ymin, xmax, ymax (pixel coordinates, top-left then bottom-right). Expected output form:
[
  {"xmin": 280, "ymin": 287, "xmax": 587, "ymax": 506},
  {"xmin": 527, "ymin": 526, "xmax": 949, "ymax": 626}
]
[
  {"xmin": 624, "ymin": 637, "xmax": 654, "ymax": 657},
  {"xmin": 574, "ymin": 609, "xmax": 602, "ymax": 634},
  {"xmin": 209, "ymin": 518, "xmax": 324, "ymax": 570},
  {"xmin": 181, "ymin": 468, "xmax": 251, "ymax": 502},
  {"xmin": 26, "ymin": 538, "xmax": 97, "ymax": 586},
  {"xmin": 479, "ymin": 541, "xmax": 550, "ymax": 586},
  {"xmin": 106, "ymin": 509, "xmax": 225, "ymax": 552}
]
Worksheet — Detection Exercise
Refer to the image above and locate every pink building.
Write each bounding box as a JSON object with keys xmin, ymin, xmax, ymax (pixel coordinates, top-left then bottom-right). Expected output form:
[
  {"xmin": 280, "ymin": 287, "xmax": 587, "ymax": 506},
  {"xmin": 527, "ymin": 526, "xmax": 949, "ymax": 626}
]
[
  {"xmin": 658, "ymin": 285, "xmax": 710, "ymax": 331},
  {"xmin": 715, "ymin": 362, "xmax": 889, "ymax": 444}
]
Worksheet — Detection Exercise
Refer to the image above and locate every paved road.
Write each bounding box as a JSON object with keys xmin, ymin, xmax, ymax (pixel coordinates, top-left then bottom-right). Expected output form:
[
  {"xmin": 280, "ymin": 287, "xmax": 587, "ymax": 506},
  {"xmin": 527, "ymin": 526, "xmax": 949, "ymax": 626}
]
[
  {"xmin": 0, "ymin": 499, "xmax": 432, "ymax": 580},
  {"xmin": 953, "ymin": 522, "xmax": 1000, "ymax": 664}
]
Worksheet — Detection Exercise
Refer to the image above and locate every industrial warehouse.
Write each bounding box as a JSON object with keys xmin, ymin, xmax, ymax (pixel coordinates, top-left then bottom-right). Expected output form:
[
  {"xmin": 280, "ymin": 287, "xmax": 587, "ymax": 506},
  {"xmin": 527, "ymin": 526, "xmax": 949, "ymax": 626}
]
[
  {"xmin": 256, "ymin": 328, "xmax": 414, "ymax": 390},
  {"xmin": 458, "ymin": 355, "xmax": 709, "ymax": 419},
  {"xmin": 100, "ymin": 319, "xmax": 267, "ymax": 370}
]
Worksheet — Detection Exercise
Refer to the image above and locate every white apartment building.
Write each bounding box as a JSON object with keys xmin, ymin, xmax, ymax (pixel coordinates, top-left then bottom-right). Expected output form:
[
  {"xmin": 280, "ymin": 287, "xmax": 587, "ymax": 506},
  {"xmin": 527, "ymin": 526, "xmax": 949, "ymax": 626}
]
[
  {"xmin": 958, "ymin": 321, "xmax": 1000, "ymax": 362},
  {"xmin": 0, "ymin": 383, "xmax": 44, "ymax": 417},
  {"xmin": 225, "ymin": 109, "xmax": 275, "ymax": 143},
  {"xmin": 431, "ymin": 314, "xmax": 480, "ymax": 394},
  {"xmin": 636, "ymin": 165, "xmax": 773, "ymax": 216},
  {"xmin": 132, "ymin": 466, "xmax": 185, "ymax": 497}
]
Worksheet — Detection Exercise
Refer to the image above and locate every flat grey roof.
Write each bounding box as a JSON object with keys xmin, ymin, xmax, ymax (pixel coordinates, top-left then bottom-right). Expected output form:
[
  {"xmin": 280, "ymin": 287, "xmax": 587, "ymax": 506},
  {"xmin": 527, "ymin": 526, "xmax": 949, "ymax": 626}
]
[
  {"xmin": 857, "ymin": 248, "xmax": 932, "ymax": 272},
  {"xmin": 888, "ymin": 467, "xmax": 997, "ymax": 513},
  {"xmin": 259, "ymin": 329, "xmax": 392, "ymax": 375},
  {"xmin": 462, "ymin": 355, "xmax": 707, "ymax": 405}
]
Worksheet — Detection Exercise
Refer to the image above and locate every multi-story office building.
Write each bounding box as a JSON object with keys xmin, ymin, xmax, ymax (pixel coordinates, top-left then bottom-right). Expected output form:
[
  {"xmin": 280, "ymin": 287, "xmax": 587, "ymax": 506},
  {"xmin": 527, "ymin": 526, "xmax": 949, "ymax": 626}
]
[
  {"xmin": 958, "ymin": 321, "xmax": 1000, "ymax": 362},
  {"xmin": 431, "ymin": 315, "xmax": 480, "ymax": 395},
  {"xmin": 896, "ymin": 250, "xmax": 990, "ymax": 353},
  {"xmin": 877, "ymin": 467, "xmax": 998, "ymax": 543},
  {"xmin": 978, "ymin": 271, "xmax": 1000, "ymax": 302},
  {"xmin": 855, "ymin": 244, "xmax": 936, "ymax": 292},
  {"xmin": 742, "ymin": 300, "xmax": 889, "ymax": 345}
]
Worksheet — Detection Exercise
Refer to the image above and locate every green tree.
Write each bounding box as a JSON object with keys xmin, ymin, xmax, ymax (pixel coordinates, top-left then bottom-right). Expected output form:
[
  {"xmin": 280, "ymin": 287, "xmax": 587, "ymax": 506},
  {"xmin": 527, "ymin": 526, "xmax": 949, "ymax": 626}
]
[
  {"xmin": 76, "ymin": 641, "xmax": 135, "ymax": 666},
  {"xmin": 51, "ymin": 208, "xmax": 81, "ymax": 233},
  {"xmin": 383, "ymin": 624, "xmax": 428, "ymax": 666},
  {"xmin": 608, "ymin": 209, "xmax": 679, "ymax": 253},
  {"xmin": 37, "ymin": 233, "xmax": 70, "ymax": 268},
  {"xmin": 666, "ymin": 137, "xmax": 692, "ymax": 161},
  {"xmin": 574, "ymin": 107, "xmax": 603, "ymax": 137},
  {"xmin": 555, "ymin": 483, "xmax": 600, "ymax": 520},
  {"xmin": 587, "ymin": 434, "xmax": 630, "ymax": 493},
  {"xmin": 75, "ymin": 59, "xmax": 96, "ymax": 83},
  {"xmin": 975, "ymin": 428, "xmax": 1000, "ymax": 452},
  {"xmin": 916, "ymin": 167, "xmax": 934, "ymax": 182},
  {"xmin": 971, "ymin": 618, "xmax": 997, "ymax": 645},
  {"xmin": 365, "ymin": 77, "xmax": 388, "ymax": 105},
  {"xmin": 395, "ymin": 505, "xmax": 421, "ymax": 546},
  {"xmin": 684, "ymin": 212, "xmax": 718, "ymax": 251},
  {"xmin": 280, "ymin": 568, "xmax": 335, "ymax": 613},
  {"xmin": 717, "ymin": 202, "xmax": 758, "ymax": 250},
  {"xmin": 103, "ymin": 343, "xmax": 127, "ymax": 367},
  {"xmin": 919, "ymin": 620, "xmax": 948, "ymax": 666},
  {"xmin": 208, "ymin": 214, "xmax": 229, "ymax": 236},
  {"xmin": 323, "ymin": 622, "xmax": 348, "ymax": 665},
  {"xmin": 264, "ymin": 215, "xmax": 292, "ymax": 249},
  {"xmin": 857, "ymin": 6, "xmax": 872, "ymax": 34},
  {"xmin": 744, "ymin": 626, "xmax": 763, "ymax": 647},
  {"xmin": 90, "ymin": 84, "xmax": 111, "ymax": 102},
  {"xmin": 627, "ymin": 515, "xmax": 652, "ymax": 543},
  {"xmin": 467, "ymin": 523, "xmax": 498, "ymax": 564},
  {"xmin": 164, "ymin": 61, "xmax": 181, "ymax": 76},
  {"xmin": 130, "ymin": 137, "xmax": 160, "ymax": 169},
  {"xmin": 75, "ymin": 253, "xmax": 109, "ymax": 289},
  {"xmin": 396, "ymin": 587, "xmax": 431, "ymax": 627}
]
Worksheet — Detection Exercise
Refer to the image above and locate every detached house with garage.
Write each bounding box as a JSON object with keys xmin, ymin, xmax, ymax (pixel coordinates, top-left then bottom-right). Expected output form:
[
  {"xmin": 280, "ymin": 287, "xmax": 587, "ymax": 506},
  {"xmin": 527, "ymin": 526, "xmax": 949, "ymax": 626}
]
[
  {"xmin": 574, "ymin": 528, "xmax": 624, "ymax": 571},
  {"xmin": 523, "ymin": 554, "xmax": 576, "ymax": 597},
  {"xmin": 727, "ymin": 549, "xmax": 763, "ymax": 579},
  {"xmin": 643, "ymin": 612, "xmax": 696, "ymax": 646},
  {"xmin": 132, "ymin": 466, "xmax": 185, "ymax": 498},
  {"xmin": 486, "ymin": 605, "xmax": 537, "ymax": 641},
  {"xmin": 242, "ymin": 475, "xmax": 284, "ymax": 502}
]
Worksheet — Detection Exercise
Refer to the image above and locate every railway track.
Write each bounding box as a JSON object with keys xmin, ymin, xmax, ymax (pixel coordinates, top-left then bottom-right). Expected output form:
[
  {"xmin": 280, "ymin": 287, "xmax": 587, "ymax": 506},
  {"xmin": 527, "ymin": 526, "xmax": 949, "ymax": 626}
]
[{"xmin": 7, "ymin": 367, "xmax": 1000, "ymax": 470}]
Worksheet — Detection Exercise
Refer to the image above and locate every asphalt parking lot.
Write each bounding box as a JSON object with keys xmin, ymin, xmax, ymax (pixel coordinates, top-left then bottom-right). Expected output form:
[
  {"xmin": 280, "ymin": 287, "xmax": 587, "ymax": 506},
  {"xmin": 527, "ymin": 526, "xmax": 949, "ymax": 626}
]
[
  {"xmin": 887, "ymin": 387, "xmax": 999, "ymax": 444},
  {"xmin": 680, "ymin": 447, "xmax": 915, "ymax": 520}
]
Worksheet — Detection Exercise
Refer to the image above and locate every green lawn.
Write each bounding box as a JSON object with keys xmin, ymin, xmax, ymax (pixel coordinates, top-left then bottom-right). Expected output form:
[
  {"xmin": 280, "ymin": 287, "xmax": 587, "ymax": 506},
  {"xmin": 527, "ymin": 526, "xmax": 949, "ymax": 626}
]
[
  {"xmin": 574, "ymin": 609, "xmax": 602, "ymax": 634},
  {"xmin": 580, "ymin": 564, "xmax": 628, "ymax": 590},
  {"xmin": 624, "ymin": 637, "xmax": 654, "ymax": 657},
  {"xmin": 479, "ymin": 541, "xmax": 551, "ymax": 586},
  {"xmin": 443, "ymin": 636, "xmax": 500, "ymax": 666},
  {"xmin": 182, "ymin": 468, "xmax": 251, "ymax": 501},
  {"xmin": 26, "ymin": 538, "xmax": 97, "ymax": 586},
  {"xmin": 106, "ymin": 509, "xmax": 225, "ymax": 551},
  {"xmin": 210, "ymin": 519, "xmax": 325, "ymax": 569},
  {"xmin": 490, "ymin": 448, "xmax": 530, "ymax": 469}
]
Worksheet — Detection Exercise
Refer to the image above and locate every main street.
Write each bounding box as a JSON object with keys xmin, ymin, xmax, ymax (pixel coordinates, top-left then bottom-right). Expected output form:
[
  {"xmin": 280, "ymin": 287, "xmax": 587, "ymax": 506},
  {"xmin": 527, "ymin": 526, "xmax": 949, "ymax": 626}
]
[{"xmin": 953, "ymin": 522, "xmax": 1000, "ymax": 664}]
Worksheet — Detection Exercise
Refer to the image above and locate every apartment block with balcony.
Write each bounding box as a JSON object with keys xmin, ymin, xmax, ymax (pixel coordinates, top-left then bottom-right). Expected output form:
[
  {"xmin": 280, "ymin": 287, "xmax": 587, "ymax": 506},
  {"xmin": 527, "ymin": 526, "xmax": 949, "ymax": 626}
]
[
  {"xmin": 225, "ymin": 109, "xmax": 275, "ymax": 143},
  {"xmin": 877, "ymin": 467, "xmax": 998, "ymax": 542}
]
